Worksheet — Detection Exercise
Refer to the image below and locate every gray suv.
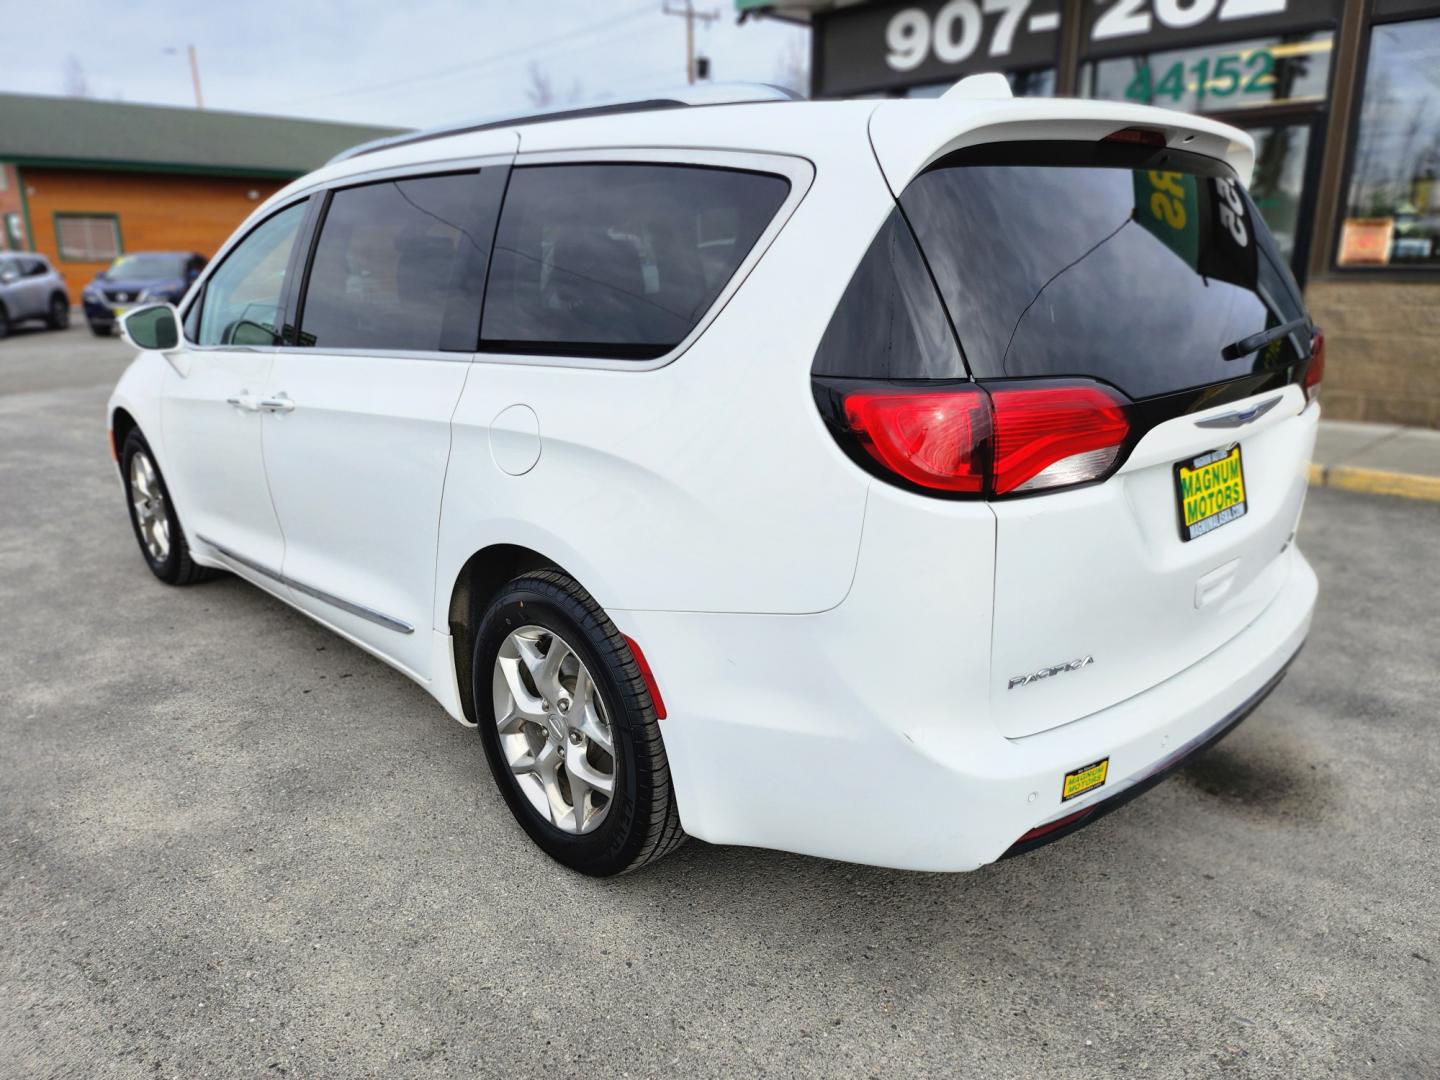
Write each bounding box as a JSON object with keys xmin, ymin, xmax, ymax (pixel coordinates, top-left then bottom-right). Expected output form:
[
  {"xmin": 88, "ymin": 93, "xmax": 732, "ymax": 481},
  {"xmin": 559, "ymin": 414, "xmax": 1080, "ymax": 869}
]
[{"xmin": 0, "ymin": 253, "xmax": 71, "ymax": 338}]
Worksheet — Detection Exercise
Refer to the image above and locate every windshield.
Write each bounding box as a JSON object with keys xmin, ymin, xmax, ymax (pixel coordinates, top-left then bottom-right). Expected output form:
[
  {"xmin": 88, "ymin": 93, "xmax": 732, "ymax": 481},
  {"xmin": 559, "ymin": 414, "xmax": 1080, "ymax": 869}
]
[
  {"xmin": 901, "ymin": 141, "xmax": 1311, "ymax": 400},
  {"xmin": 104, "ymin": 253, "xmax": 188, "ymax": 280}
]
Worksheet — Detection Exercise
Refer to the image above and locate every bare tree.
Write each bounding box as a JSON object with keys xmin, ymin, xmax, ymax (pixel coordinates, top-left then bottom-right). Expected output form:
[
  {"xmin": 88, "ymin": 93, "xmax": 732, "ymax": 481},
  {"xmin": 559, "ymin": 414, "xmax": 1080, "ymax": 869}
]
[
  {"xmin": 62, "ymin": 54, "xmax": 91, "ymax": 98},
  {"xmin": 525, "ymin": 61, "xmax": 556, "ymax": 108},
  {"xmin": 525, "ymin": 61, "xmax": 583, "ymax": 109},
  {"xmin": 773, "ymin": 31, "xmax": 809, "ymax": 97}
]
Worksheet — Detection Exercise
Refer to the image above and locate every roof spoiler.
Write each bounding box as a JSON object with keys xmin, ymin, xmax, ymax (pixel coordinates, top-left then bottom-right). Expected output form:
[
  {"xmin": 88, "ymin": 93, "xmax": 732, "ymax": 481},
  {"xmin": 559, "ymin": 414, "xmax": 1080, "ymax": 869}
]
[{"xmin": 867, "ymin": 96, "xmax": 1257, "ymax": 196}]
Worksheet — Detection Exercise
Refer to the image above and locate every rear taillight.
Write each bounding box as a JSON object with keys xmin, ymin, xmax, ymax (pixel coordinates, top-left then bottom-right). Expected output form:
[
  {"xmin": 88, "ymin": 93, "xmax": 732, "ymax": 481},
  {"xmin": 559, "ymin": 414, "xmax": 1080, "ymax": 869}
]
[
  {"xmin": 989, "ymin": 383, "xmax": 1131, "ymax": 495},
  {"xmin": 1304, "ymin": 329, "xmax": 1324, "ymax": 404},
  {"xmin": 834, "ymin": 380, "xmax": 1131, "ymax": 499},
  {"xmin": 842, "ymin": 388, "xmax": 989, "ymax": 493}
]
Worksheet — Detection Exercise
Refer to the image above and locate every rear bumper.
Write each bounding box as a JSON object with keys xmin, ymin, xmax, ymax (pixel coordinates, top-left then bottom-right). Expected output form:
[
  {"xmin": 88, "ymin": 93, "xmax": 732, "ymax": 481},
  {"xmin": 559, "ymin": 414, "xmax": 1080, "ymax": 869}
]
[
  {"xmin": 614, "ymin": 548, "xmax": 1317, "ymax": 873},
  {"xmin": 1000, "ymin": 646, "xmax": 1298, "ymax": 859}
]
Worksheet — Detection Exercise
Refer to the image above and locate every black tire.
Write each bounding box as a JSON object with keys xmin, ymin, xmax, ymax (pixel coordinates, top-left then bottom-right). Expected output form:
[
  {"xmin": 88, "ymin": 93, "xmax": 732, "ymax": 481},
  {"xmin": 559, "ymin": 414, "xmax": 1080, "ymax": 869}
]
[
  {"xmin": 0, "ymin": 303, "xmax": 10, "ymax": 340},
  {"xmin": 46, "ymin": 294, "xmax": 70, "ymax": 330},
  {"xmin": 120, "ymin": 430, "xmax": 217, "ymax": 586},
  {"xmin": 473, "ymin": 569, "xmax": 685, "ymax": 876},
  {"xmin": 89, "ymin": 321, "xmax": 112, "ymax": 337}
]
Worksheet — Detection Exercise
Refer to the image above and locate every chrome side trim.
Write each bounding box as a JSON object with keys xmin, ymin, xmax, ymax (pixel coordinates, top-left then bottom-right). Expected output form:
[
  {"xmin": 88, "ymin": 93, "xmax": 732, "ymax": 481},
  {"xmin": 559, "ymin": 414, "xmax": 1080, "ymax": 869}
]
[
  {"xmin": 1195, "ymin": 395, "xmax": 1283, "ymax": 429},
  {"xmin": 197, "ymin": 534, "xmax": 415, "ymax": 635}
]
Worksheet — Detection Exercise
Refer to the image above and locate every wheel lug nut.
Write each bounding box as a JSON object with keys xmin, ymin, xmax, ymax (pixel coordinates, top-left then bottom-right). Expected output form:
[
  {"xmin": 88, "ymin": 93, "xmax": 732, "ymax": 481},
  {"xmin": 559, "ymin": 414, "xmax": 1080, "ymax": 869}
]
[
  {"xmin": 568, "ymin": 731, "xmax": 582, "ymax": 746},
  {"xmin": 558, "ymin": 699, "xmax": 570, "ymax": 713}
]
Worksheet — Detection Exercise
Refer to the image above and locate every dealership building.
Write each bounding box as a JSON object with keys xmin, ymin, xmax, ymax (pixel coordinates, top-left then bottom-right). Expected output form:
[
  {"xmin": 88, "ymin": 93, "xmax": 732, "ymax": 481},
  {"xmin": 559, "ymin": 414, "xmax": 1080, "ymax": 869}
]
[
  {"xmin": 0, "ymin": 94, "xmax": 398, "ymax": 300},
  {"xmin": 742, "ymin": 0, "xmax": 1440, "ymax": 427}
]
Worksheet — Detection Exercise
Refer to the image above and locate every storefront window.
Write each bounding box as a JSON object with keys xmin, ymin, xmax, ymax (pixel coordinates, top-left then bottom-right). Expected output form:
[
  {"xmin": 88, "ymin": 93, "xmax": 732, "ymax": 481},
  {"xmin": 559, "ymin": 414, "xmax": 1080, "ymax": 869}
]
[
  {"xmin": 1247, "ymin": 125, "xmax": 1313, "ymax": 265},
  {"xmin": 1080, "ymin": 32, "xmax": 1332, "ymax": 115},
  {"xmin": 1339, "ymin": 17, "xmax": 1440, "ymax": 269}
]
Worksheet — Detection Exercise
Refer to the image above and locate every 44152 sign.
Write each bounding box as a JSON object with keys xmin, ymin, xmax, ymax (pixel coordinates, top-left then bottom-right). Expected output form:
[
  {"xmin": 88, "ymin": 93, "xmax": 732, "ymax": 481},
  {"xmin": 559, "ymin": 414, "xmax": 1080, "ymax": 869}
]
[{"xmin": 1124, "ymin": 47, "xmax": 1276, "ymax": 105}]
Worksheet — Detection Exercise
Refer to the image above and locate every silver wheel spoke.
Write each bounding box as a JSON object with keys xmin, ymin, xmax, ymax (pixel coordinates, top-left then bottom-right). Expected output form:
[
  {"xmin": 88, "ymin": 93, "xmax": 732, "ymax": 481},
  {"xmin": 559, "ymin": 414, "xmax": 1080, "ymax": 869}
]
[
  {"xmin": 575, "ymin": 699, "xmax": 613, "ymax": 754},
  {"xmin": 127, "ymin": 450, "xmax": 171, "ymax": 561},
  {"xmin": 491, "ymin": 623, "xmax": 617, "ymax": 836},
  {"xmin": 566, "ymin": 752, "xmax": 613, "ymax": 798},
  {"xmin": 496, "ymin": 655, "xmax": 547, "ymax": 724}
]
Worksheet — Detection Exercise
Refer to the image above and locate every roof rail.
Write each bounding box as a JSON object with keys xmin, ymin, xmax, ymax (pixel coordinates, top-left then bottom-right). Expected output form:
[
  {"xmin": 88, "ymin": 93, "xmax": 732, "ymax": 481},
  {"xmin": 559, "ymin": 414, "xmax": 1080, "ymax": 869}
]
[{"xmin": 329, "ymin": 83, "xmax": 804, "ymax": 164}]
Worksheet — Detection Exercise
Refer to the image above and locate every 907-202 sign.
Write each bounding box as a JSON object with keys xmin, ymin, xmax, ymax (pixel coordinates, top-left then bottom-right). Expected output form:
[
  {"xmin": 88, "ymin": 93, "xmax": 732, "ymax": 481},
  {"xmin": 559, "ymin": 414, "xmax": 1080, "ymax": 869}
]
[
  {"xmin": 1082, "ymin": 0, "xmax": 1339, "ymax": 58},
  {"xmin": 813, "ymin": 0, "xmax": 1338, "ymax": 97}
]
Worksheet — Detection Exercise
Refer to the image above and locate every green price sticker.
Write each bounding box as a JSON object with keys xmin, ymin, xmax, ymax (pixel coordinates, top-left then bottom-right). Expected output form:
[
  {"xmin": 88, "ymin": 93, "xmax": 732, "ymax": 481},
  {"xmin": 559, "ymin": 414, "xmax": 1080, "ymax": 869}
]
[{"xmin": 1133, "ymin": 169, "xmax": 1199, "ymax": 271}]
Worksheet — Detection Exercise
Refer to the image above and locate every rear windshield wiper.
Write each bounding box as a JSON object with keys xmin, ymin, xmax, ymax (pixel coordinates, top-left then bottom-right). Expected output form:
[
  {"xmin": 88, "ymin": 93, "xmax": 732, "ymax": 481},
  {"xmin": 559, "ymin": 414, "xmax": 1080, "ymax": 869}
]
[{"xmin": 1222, "ymin": 317, "xmax": 1310, "ymax": 362}]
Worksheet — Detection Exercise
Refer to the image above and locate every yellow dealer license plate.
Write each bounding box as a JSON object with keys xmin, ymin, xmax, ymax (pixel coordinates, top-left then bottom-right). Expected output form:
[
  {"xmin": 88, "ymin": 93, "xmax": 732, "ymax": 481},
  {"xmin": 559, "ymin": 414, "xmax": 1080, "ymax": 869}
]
[
  {"xmin": 1175, "ymin": 444, "xmax": 1247, "ymax": 542},
  {"xmin": 1062, "ymin": 758, "xmax": 1109, "ymax": 802}
]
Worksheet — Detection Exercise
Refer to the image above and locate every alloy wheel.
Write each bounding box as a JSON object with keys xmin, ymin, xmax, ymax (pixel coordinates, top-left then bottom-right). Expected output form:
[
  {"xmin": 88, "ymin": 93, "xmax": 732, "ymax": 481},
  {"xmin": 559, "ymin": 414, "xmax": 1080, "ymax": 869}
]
[
  {"xmin": 492, "ymin": 625, "xmax": 616, "ymax": 834},
  {"xmin": 128, "ymin": 450, "xmax": 171, "ymax": 563}
]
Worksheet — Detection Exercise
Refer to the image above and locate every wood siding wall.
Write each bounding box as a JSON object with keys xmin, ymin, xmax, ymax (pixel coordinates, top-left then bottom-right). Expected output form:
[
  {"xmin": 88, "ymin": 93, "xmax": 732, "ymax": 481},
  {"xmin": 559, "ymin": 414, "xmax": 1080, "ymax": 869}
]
[{"xmin": 20, "ymin": 168, "xmax": 288, "ymax": 296}]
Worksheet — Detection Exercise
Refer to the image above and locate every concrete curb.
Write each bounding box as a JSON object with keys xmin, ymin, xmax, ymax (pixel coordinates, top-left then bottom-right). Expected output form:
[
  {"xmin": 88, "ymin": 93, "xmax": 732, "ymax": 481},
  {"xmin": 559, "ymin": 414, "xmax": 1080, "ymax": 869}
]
[{"xmin": 1307, "ymin": 462, "xmax": 1440, "ymax": 503}]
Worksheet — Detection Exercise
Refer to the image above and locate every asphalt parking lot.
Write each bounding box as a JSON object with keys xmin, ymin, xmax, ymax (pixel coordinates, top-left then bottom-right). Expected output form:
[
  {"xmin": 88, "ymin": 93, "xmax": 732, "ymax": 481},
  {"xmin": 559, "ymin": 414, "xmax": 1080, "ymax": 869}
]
[{"xmin": 2, "ymin": 322, "xmax": 1437, "ymax": 1079}]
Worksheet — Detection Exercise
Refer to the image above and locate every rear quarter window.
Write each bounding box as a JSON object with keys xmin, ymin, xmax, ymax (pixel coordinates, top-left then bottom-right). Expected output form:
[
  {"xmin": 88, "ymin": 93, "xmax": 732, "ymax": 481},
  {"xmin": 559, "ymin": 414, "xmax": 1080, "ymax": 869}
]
[{"xmin": 480, "ymin": 163, "xmax": 790, "ymax": 360}]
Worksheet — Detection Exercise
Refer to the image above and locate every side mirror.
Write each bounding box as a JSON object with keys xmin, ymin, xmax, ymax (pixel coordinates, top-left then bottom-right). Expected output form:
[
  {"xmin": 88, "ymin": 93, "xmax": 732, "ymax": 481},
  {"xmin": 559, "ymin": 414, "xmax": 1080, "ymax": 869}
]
[
  {"xmin": 0, "ymin": 270, "xmax": 17, "ymax": 285},
  {"xmin": 120, "ymin": 303, "xmax": 181, "ymax": 351}
]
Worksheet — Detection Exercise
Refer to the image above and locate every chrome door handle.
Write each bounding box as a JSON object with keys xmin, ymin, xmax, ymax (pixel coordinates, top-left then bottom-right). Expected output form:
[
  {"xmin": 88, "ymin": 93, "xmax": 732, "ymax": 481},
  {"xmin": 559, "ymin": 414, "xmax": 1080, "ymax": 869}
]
[
  {"xmin": 257, "ymin": 393, "xmax": 295, "ymax": 414},
  {"xmin": 225, "ymin": 391, "xmax": 261, "ymax": 412}
]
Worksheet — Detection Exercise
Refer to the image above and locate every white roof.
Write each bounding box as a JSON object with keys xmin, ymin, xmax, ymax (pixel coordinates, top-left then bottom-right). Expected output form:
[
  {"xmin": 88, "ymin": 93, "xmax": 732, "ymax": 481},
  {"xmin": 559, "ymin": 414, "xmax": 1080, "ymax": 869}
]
[{"xmin": 258, "ymin": 92, "xmax": 1254, "ymax": 213}]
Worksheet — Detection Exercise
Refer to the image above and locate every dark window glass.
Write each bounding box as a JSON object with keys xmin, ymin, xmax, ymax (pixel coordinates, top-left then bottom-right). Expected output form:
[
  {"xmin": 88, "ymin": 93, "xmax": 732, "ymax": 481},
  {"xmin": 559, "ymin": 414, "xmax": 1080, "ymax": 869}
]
[
  {"xmin": 299, "ymin": 172, "xmax": 499, "ymax": 352},
  {"xmin": 197, "ymin": 200, "xmax": 307, "ymax": 347},
  {"xmin": 901, "ymin": 142, "xmax": 1309, "ymax": 400},
  {"xmin": 1338, "ymin": 17, "xmax": 1440, "ymax": 268},
  {"xmin": 812, "ymin": 208, "xmax": 964, "ymax": 379},
  {"xmin": 481, "ymin": 163, "xmax": 790, "ymax": 359}
]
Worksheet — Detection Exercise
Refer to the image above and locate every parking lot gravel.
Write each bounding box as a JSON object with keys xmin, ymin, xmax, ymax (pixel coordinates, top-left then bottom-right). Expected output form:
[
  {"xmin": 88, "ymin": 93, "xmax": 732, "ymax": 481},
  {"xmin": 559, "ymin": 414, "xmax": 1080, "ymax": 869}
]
[{"xmin": 2, "ymin": 322, "xmax": 1437, "ymax": 1079}]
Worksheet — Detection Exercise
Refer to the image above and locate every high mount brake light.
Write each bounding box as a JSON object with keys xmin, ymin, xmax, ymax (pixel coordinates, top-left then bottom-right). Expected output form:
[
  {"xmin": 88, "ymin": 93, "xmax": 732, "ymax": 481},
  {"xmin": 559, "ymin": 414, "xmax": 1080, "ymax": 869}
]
[
  {"xmin": 837, "ymin": 381, "xmax": 1131, "ymax": 498},
  {"xmin": 1103, "ymin": 126, "xmax": 1168, "ymax": 147},
  {"xmin": 1304, "ymin": 329, "xmax": 1325, "ymax": 404}
]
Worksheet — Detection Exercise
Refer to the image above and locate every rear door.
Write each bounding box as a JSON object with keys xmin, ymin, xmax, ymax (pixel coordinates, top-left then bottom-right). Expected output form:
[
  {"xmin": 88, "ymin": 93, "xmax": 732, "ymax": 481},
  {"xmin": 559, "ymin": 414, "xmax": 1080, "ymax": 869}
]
[
  {"xmin": 898, "ymin": 138, "xmax": 1317, "ymax": 737},
  {"xmin": 260, "ymin": 158, "xmax": 509, "ymax": 679}
]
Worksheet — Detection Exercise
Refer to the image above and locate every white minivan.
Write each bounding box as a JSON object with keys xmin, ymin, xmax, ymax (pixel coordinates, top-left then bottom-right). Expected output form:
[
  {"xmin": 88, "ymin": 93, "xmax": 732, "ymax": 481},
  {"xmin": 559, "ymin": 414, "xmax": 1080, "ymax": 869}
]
[{"xmin": 108, "ymin": 80, "xmax": 1320, "ymax": 876}]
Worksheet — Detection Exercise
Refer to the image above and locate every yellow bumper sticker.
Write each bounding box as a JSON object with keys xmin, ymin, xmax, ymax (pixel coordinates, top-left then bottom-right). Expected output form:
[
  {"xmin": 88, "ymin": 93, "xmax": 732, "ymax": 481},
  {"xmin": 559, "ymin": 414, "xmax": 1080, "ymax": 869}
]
[{"xmin": 1062, "ymin": 758, "xmax": 1110, "ymax": 802}]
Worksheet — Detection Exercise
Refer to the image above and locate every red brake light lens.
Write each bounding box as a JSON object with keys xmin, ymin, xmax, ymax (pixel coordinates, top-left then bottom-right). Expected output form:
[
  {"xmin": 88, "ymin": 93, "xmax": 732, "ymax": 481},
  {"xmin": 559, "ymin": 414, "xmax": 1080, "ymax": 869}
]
[
  {"xmin": 842, "ymin": 387, "xmax": 989, "ymax": 493},
  {"xmin": 988, "ymin": 383, "xmax": 1131, "ymax": 495},
  {"xmin": 1304, "ymin": 329, "xmax": 1324, "ymax": 403},
  {"xmin": 1103, "ymin": 126, "xmax": 1167, "ymax": 147},
  {"xmin": 837, "ymin": 381, "xmax": 1130, "ymax": 497}
]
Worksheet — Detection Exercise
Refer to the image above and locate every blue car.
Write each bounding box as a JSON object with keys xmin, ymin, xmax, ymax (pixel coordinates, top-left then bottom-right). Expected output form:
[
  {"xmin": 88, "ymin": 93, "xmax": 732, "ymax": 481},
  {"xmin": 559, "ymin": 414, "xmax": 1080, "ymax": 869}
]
[{"xmin": 82, "ymin": 251, "xmax": 206, "ymax": 336}]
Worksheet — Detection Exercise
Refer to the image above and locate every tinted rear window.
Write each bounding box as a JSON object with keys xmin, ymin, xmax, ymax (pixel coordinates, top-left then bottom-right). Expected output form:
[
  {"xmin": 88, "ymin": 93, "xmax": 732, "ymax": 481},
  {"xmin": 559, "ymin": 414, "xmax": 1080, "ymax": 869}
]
[
  {"xmin": 901, "ymin": 142, "xmax": 1310, "ymax": 399},
  {"xmin": 481, "ymin": 163, "xmax": 790, "ymax": 359},
  {"xmin": 299, "ymin": 171, "xmax": 502, "ymax": 352}
]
